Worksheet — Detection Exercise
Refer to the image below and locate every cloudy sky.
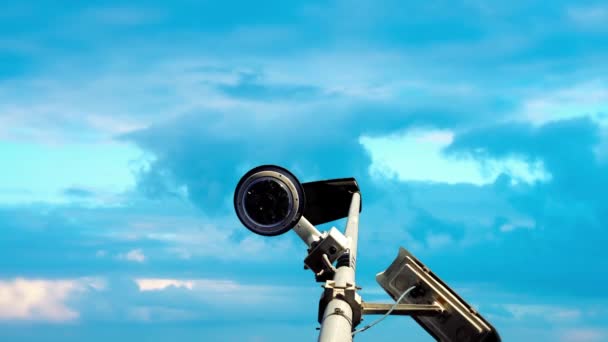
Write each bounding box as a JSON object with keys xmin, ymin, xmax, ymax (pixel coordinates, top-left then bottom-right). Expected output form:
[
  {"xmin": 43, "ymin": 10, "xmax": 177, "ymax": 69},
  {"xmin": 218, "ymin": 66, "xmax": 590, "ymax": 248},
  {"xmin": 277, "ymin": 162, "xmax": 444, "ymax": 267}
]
[{"xmin": 1, "ymin": 1, "xmax": 608, "ymax": 341}]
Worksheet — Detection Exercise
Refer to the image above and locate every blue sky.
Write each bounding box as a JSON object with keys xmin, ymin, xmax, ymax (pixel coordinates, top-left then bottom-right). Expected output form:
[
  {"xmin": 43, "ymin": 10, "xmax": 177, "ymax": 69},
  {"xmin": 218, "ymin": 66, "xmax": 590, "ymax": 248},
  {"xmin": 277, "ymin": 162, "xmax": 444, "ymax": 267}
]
[{"xmin": 1, "ymin": 1, "xmax": 608, "ymax": 341}]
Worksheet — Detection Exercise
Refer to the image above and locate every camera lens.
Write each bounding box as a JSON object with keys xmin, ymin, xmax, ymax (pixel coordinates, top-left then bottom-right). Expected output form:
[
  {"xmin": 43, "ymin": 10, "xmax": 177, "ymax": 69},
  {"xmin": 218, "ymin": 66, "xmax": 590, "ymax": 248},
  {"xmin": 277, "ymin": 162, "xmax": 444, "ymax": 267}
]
[
  {"xmin": 244, "ymin": 178, "xmax": 291, "ymax": 226},
  {"xmin": 234, "ymin": 165, "xmax": 306, "ymax": 236}
]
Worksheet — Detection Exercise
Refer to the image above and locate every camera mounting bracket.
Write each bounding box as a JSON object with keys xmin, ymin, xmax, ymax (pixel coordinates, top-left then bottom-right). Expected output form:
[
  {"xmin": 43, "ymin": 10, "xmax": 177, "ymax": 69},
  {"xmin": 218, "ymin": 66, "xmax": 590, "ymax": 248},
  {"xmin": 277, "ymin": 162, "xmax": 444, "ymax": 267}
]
[{"xmin": 303, "ymin": 227, "xmax": 349, "ymax": 282}]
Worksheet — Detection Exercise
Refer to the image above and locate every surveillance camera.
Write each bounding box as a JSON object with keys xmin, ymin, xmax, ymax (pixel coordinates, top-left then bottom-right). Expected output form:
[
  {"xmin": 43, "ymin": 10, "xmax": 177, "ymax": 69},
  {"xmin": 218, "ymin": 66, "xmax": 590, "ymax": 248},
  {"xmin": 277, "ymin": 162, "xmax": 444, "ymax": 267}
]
[{"xmin": 234, "ymin": 165, "xmax": 306, "ymax": 236}]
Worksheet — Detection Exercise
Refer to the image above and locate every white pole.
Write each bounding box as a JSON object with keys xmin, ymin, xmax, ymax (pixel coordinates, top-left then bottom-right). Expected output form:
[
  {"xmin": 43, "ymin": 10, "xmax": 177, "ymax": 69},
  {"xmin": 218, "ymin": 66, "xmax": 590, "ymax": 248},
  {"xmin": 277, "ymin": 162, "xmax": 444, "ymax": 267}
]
[
  {"xmin": 293, "ymin": 216, "xmax": 323, "ymax": 247},
  {"xmin": 318, "ymin": 192, "xmax": 361, "ymax": 342}
]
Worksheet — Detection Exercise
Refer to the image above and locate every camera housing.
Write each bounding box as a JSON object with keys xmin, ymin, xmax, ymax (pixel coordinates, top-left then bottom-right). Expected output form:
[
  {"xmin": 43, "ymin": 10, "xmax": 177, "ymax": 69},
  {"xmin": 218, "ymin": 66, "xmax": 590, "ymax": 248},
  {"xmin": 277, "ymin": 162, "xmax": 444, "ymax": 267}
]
[
  {"xmin": 234, "ymin": 164, "xmax": 362, "ymax": 236},
  {"xmin": 234, "ymin": 165, "xmax": 306, "ymax": 236}
]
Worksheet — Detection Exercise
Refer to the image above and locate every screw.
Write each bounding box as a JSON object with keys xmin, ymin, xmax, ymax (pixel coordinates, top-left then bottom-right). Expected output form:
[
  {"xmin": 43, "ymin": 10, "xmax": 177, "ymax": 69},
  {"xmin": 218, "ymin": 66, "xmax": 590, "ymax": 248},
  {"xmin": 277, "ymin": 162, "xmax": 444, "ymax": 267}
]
[{"xmin": 409, "ymin": 284, "xmax": 427, "ymax": 298}]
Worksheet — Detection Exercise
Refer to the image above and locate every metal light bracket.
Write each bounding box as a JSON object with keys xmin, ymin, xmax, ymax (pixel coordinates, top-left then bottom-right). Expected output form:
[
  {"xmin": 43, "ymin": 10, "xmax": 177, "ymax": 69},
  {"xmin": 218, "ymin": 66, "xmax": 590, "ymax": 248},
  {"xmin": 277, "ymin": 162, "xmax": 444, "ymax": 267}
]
[
  {"xmin": 376, "ymin": 247, "xmax": 501, "ymax": 342},
  {"xmin": 361, "ymin": 302, "xmax": 444, "ymax": 316}
]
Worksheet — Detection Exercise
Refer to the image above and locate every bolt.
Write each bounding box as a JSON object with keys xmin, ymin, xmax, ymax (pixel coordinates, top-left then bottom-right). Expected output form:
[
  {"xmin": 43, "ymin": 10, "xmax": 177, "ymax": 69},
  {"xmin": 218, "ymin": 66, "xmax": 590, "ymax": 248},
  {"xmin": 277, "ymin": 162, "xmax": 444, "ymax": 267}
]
[{"xmin": 409, "ymin": 284, "xmax": 427, "ymax": 299}]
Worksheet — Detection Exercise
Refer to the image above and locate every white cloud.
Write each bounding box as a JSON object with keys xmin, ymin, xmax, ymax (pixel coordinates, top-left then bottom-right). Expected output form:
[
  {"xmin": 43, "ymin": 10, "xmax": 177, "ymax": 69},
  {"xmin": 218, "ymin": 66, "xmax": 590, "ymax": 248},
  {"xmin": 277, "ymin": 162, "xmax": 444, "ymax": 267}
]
[
  {"xmin": 120, "ymin": 249, "xmax": 146, "ymax": 263},
  {"xmin": 136, "ymin": 279, "xmax": 194, "ymax": 291},
  {"xmin": 360, "ymin": 128, "xmax": 550, "ymax": 185},
  {"xmin": 0, "ymin": 278, "xmax": 102, "ymax": 322},
  {"xmin": 515, "ymin": 81, "xmax": 608, "ymax": 165},
  {"xmin": 561, "ymin": 328, "xmax": 606, "ymax": 342},
  {"xmin": 80, "ymin": 277, "xmax": 107, "ymax": 291}
]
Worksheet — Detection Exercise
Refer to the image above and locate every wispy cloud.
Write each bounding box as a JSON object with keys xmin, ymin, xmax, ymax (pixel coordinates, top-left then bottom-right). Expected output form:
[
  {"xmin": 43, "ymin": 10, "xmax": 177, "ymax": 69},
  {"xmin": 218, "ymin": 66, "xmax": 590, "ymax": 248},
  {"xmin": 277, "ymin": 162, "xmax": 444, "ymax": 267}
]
[
  {"xmin": 81, "ymin": 6, "xmax": 164, "ymax": 26},
  {"xmin": 503, "ymin": 304, "xmax": 581, "ymax": 323},
  {"xmin": 568, "ymin": 5, "xmax": 608, "ymax": 31},
  {"xmin": 516, "ymin": 81, "xmax": 608, "ymax": 127},
  {"xmin": 133, "ymin": 277, "xmax": 313, "ymax": 306},
  {"xmin": 561, "ymin": 328, "xmax": 606, "ymax": 342},
  {"xmin": 119, "ymin": 249, "xmax": 146, "ymax": 263}
]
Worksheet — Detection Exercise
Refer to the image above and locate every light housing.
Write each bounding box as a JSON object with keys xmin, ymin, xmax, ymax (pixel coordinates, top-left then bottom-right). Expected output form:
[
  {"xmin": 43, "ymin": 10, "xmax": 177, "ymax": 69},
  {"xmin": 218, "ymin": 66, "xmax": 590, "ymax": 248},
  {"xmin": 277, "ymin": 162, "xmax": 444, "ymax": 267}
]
[{"xmin": 376, "ymin": 247, "xmax": 501, "ymax": 342}]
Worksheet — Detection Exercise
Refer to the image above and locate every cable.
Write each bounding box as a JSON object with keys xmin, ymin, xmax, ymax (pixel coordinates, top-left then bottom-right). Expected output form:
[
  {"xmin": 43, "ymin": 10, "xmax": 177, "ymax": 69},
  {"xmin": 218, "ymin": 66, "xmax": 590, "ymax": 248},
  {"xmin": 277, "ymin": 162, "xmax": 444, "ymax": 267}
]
[
  {"xmin": 321, "ymin": 253, "xmax": 337, "ymax": 273},
  {"xmin": 324, "ymin": 307, "xmax": 353, "ymax": 327},
  {"xmin": 352, "ymin": 285, "xmax": 417, "ymax": 336}
]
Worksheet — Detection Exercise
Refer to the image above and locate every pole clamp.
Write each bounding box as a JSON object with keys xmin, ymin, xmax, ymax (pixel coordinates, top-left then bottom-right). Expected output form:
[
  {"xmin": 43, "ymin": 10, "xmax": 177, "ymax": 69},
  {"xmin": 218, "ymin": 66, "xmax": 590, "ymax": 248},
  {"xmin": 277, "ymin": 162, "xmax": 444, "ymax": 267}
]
[{"xmin": 317, "ymin": 279, "xmax": 363, "ymax": 329}]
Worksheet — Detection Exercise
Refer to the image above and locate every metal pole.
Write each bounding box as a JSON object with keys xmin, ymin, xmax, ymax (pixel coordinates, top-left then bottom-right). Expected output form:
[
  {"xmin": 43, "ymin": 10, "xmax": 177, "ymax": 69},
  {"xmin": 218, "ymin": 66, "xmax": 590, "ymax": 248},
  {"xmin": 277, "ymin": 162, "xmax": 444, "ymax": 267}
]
[
  {"xmin": 293, "ymin": 216, "xmax": 323, "ymax": 247},
  {"xmin": 318, "ymin": 192, "xmax": 361, "ymax": 342},
  {"xmin": 343, "ymin": 192, "xmax": 360, "ymax": 272}
]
